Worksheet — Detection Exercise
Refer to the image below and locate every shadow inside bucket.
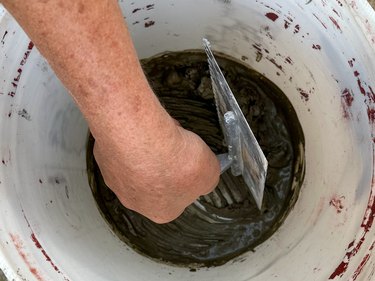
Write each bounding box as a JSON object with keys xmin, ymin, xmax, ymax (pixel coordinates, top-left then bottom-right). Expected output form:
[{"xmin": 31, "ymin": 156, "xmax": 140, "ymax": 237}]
[{"xmin": 86, "ymin": 51, "xmax": 305, "ymax": 267}]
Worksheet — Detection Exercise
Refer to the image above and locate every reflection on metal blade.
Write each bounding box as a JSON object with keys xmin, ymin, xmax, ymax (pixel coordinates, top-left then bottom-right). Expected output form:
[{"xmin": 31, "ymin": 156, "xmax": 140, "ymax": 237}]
[{"xmin": 203, "ymin": 38, "xmax": 268, "ymax": 210}]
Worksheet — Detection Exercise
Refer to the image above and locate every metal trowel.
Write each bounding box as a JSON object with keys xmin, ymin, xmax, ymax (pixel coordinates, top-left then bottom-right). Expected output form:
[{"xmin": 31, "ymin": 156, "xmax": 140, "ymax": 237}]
[{"xmin": 203, "ymin": 38, "xmax": 268, "ymax": 210}]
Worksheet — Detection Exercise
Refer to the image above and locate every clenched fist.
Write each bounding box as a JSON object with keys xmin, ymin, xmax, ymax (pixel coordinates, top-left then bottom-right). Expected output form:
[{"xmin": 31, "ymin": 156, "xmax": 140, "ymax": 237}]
[{"xmin": 93, "ymin": 116, "xmax": 220, "ymax": 223}]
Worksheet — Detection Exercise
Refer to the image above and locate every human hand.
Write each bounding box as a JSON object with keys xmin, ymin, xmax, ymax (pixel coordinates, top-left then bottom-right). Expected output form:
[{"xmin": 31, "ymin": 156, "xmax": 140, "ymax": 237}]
[{"xmin": 92, "ymin": 116, "xmax": 220, "ymax": 224}]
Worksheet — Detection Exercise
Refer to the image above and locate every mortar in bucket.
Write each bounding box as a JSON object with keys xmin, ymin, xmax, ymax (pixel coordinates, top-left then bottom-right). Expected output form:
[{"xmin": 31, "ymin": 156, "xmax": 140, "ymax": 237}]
[{"xmin": 0, "ymin": 0, "xmax": 375, "ymax": 280}]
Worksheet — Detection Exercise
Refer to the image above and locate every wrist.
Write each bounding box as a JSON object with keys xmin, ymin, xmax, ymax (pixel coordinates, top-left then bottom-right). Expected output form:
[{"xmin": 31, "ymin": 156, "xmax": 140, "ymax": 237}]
[{"xmin": 90, "ymin": 90, "xmax": 181, "ymax": 161}]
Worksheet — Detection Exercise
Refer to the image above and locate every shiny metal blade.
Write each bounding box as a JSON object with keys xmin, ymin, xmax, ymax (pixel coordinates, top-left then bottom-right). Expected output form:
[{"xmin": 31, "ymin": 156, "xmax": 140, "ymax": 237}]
[{"xmin": 203, "ymin": 38, "xmax": 268, "ymax": 210}]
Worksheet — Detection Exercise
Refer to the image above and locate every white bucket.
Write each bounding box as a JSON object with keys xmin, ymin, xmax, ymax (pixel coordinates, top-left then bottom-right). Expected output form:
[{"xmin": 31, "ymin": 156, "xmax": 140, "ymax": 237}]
[{"xmin": 0, "ymin": 0, "xmax": 374, "ymax": 280}]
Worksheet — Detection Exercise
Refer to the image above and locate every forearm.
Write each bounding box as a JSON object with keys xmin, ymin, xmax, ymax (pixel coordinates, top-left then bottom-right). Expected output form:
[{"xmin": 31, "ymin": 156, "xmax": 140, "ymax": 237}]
[
  {"xmin": 1, "ymin": 0, "xmax": 175, "ymax": 148},
  {"xmin": 2, "ymin": 0, "xmax": 220, "ymax": 223}
]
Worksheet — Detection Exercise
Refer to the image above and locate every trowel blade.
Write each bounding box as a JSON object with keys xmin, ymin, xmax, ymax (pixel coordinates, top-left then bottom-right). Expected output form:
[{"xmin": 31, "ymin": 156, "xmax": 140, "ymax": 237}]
[{"xmin": 203, "ymin": 38, "xmax": 268, "ymax": 210}]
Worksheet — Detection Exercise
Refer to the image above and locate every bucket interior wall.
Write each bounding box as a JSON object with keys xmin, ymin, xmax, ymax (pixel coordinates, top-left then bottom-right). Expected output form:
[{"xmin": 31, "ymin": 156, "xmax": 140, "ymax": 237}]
[{"xmin": 0, "ymin": 0, "xmax": 374, "ymax": 281}]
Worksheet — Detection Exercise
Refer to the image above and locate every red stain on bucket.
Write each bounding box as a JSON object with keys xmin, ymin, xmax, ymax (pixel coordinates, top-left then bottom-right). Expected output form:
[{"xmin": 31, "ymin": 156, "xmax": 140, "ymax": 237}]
[
  {"xmin": 330, "ymin": 145, "xmax": 375, "ymax": 279},
  {"xmin": 351, "ymin": 252, "xmax": 371, "ymax": 280},
  {"xmin": 8, "ymin": 41, "xmax": 34, "ymax": 98},
  {"xmin": 369, "ymin": 86, "xmax": 375, "ymax": 102},
  {"xmin": 9, "ymin": 233, "xmax": 44, "ymax": 281},
  {"xmin": 357, "ymin": 79, "xmax": 366, "ymax": 95},
  {"xmin": 341, "ymin": 88, "xmax": 354, "ymax": 119},
  {"xmin": 367, "ymin": 108, "xmax": 375, "ymax": 123},
  {"xmin": 329, "ymin": 16, "xmax": 342, "ymax": 31},
  {"xmin": 329, "ymin": 196, "xmax": 345, "ymax": 214},
  {"xmin": 31, "ymin": 234, "xmax": 61, "ymax": 274},
  {"xmin": 21, "ymin": 211, "xmax": 71, "ymax": 280},
  {"xmin": 313, "ymin": 14, "xmax": 327, "ymax": 29},
  {"xmin": 265, "ymin": 12, "xmax": 279, "ymax": 22}
]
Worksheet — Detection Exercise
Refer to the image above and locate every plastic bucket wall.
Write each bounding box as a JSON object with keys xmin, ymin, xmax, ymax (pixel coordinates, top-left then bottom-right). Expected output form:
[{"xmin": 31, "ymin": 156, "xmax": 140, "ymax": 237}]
[{"xmin": 0, "ymin": 0, "xmax": 374, "ymax": 280}]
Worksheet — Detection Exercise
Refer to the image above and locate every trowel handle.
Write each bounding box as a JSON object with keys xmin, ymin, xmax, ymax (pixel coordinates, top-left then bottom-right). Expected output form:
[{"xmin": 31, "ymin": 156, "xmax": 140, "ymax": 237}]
[{"xmin": 216, "ymin": 153, "xmax": 232, "ymax": 174}]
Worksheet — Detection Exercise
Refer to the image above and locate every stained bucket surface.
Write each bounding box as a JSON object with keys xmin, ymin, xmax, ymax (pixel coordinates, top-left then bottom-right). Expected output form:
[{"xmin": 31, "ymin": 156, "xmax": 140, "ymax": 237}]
[{"xmin": 0, "ymin": 0, "xmax": 375, "ymax": 281}]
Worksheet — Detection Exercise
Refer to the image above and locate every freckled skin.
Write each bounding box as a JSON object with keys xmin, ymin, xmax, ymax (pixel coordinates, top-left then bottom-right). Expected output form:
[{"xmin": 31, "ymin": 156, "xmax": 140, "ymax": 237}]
[
  {"xmin": 1, "ymin": 0, "xmax": 220, "ymax": 223},
  {"xmin": 78, "ymin": 2, "xmax": 85, "ymax": 14}
]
